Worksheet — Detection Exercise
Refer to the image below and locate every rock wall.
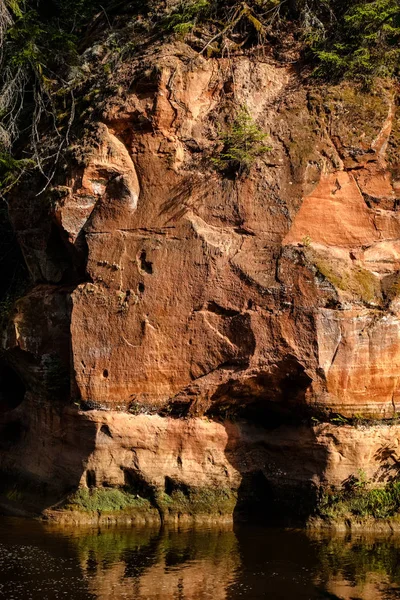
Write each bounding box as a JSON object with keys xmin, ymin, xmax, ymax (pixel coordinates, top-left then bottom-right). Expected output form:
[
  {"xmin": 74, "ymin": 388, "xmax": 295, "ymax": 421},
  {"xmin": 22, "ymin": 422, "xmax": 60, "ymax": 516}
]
[{"xmin": 1, "ymin": 41, "xmax": 400, "ymax": 522}]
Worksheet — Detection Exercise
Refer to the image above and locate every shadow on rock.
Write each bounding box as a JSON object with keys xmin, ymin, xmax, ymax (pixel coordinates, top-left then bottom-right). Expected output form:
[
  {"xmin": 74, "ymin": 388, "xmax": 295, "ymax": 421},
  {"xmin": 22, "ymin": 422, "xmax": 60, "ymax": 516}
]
[
  {"xmin": 0, "ymin": 399, "xmax": 98, "ymax": 516},
  {"xmin": 223, "ymin": 417, "xmax": 330, "ymax": 526}
]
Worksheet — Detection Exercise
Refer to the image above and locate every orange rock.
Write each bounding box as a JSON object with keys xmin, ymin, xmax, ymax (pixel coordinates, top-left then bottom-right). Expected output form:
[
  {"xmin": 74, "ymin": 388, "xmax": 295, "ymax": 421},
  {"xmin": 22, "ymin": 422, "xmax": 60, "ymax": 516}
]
[
  {"xmin": 1, "ymin": 45, "xmax": 400, "ymax": 520},
  {"xmin": 283, "ymin": 171, "xmax": 378, "ymax": 248}
]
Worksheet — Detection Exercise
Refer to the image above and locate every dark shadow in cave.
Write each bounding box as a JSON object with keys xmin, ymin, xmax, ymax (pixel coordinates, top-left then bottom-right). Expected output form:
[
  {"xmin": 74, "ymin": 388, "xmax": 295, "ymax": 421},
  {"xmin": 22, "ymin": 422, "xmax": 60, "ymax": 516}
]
[
  {"xmin": 0, "ymin": 199, "xmax": 29, "ymax": 307},
  {"xmin": 0, "ymin": 360, "xmax": 26, "ymax": 414},
  {"xmin": 216, "ymin": 357, "xmax": 330, "ymax": 526},
  {"xmin": 0, "ymin": 201, "xmax": 101, "ymax": 517},
  {"xmin": 44, "ymin": 222, "xmax": 85, "ymax": 284}
]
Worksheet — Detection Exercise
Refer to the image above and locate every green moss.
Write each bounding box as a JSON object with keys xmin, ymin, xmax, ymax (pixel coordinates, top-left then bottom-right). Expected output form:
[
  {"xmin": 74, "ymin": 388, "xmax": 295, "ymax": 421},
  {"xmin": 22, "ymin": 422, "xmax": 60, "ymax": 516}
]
[
  {"xmin": 382, "ymin": 272, "xmax": 400, "ymax": 302},
  {"xmin": 63, "ymin": 484, "xmax": 236, "ymax": 518},
  {"xmin": 388, "ymin": 108, "xmax": 400, "ymax": 178},
  {"xmin": 314, "ymin": 258, "xmax": 342, "ymax": 289},
  {"xmin": 310, "ymin": 249, "xmax": 382, "ymax": 305},
  {"xmin": 322, "ymin": 83, "xmax": 389, "ymax": 147},
  {"xmin": 352, "ymin": 268, "xmax": 381, "ymax": 304},
  {"xmin": 157, "ymin": 485, "xmax": 237, "ymax": 517},
  {"xmin": 64, "ymin": 488, "xmax": 155, "ymax": 514}
]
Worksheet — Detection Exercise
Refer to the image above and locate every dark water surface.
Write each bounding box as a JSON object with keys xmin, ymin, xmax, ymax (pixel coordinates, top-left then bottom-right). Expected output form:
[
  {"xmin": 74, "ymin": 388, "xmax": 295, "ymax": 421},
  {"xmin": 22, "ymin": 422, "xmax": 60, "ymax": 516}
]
[{"xmin": 1, "ymin": 518, "xmax": 400, "ymax": 599}]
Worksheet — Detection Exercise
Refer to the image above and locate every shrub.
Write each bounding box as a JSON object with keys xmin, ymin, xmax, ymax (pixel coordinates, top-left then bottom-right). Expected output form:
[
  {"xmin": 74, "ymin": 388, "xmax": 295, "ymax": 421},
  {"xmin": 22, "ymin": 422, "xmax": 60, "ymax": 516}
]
[
  {"xmin": 318, "ymin": 476, "xmax": 400, "ymax": 521},
  {"xmin": 212, "ymin": 106, "xmax": 270, "ymax": 175},
  {"xmin": 0, "ymin": 153, "xmax": 34, "ymax": 193},
  {"xmin": 162, "ymin": 0, "xmax": 211, "ymax": 35},
  {"xmin": 0, "ymin": 0, "xmax": 399, "ymax": 194}
]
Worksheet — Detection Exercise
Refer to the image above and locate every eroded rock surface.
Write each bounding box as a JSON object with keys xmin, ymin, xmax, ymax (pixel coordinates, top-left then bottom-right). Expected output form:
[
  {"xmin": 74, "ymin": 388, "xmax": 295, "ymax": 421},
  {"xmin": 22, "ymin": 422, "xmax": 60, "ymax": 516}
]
[{"xmin": 1, "ymin": 42, "xmax": 400, "ymax": 522}]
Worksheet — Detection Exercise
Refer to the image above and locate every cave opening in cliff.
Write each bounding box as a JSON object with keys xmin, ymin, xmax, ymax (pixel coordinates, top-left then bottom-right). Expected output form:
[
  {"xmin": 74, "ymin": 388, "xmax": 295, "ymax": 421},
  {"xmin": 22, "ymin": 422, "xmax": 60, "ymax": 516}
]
[
  {"xmin": 0, "ymin": 361, "xmax": 26, "ymax": 414},
  {"xmin": 207, "ymin": 357, "xmax": 313, "ymax": 427},
  {"xmin": 123, "ymin": 468, "xmax": 155, "ymax": 501}
]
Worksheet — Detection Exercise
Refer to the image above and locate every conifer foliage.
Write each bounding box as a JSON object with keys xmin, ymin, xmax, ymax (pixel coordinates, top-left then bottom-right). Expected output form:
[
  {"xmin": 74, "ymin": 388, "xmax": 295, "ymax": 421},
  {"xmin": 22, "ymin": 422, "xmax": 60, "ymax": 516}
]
[{"xmin": 0, "ymin": 0, "xmax": 398, "ymax": 191}]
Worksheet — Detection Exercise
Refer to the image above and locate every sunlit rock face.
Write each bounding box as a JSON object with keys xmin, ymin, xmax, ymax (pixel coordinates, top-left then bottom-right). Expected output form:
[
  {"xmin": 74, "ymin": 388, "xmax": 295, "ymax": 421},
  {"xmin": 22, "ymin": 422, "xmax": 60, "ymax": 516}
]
[{"xmin": 0, "ymin": 40, "xmax": 400, "ymax": 521}]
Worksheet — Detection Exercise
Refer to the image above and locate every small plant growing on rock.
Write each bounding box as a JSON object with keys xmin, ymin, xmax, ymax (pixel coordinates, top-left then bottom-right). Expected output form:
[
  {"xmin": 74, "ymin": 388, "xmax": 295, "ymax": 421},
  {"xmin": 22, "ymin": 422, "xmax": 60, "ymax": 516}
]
[{"xmin": 212, "ymin": 106, "xmax": 271, "ymax": 176}]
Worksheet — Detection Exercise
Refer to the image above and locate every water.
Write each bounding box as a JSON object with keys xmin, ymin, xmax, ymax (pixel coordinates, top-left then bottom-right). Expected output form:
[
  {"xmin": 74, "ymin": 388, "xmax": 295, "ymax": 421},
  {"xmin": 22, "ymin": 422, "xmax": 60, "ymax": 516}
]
[{"xmin": 0, "ymin": 518, "xmax": 400, "ymax": 600}]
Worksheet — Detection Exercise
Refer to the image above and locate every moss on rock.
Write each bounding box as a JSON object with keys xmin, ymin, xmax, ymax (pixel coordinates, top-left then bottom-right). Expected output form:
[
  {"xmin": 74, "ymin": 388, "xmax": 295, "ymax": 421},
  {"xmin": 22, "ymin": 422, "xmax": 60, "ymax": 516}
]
[
  {"xmin": 63, "ymin": 488, "xmax": 156, "ymax": 515},
  {"xmin": 157, "ymin": 485, "xmax": 237, "ymax": 518},
  {"xmin": 306, "ymin": 247, "xmax": 382, "ymax": 305},
  {"xmin": 62, "ymin": 484, "xmax": 237, "ymax": 521}
]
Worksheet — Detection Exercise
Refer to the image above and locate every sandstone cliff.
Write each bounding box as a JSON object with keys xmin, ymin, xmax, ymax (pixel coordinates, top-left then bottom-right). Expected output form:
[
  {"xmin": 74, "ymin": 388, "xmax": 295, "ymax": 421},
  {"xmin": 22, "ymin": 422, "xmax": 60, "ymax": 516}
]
[{"xmin": 0, "ymin": 23, "xmax": 400, "ymax": 524}]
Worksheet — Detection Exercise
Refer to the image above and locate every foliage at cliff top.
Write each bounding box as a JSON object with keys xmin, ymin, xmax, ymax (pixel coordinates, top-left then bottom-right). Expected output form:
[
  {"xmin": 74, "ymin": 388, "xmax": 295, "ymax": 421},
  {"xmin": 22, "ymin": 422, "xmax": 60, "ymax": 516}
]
[{"xmin": 0, "ymin": 0, "xmax": 398, "ymax": 190}]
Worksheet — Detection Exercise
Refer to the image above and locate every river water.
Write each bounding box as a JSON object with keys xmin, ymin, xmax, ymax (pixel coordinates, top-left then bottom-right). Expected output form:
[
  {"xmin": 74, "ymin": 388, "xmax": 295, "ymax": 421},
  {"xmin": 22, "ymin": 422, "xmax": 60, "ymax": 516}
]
[{"xmin": 0, "ymin": 517, "xmax": 400, "ymax": 600}]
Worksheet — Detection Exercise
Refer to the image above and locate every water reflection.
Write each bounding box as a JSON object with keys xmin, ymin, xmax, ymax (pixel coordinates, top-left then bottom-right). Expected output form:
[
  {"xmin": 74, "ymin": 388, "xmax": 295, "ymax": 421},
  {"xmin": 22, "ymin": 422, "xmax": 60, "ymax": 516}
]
[
  {"xmin": 77, "ymin": 528, "xmax": 239, "ymax": 599},
  {"xmin": 0, "ymin": 518, "xmax": 400, "ymax": 599}
]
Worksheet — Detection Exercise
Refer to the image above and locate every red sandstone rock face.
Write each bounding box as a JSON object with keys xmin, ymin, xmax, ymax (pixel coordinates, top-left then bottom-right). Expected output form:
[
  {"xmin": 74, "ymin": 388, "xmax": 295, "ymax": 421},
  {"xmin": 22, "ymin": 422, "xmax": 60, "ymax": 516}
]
[
  {"xmin": 1, "ymin": 42, "xmax": 400, "ymax": 517},
  {"xmin": 60, "ymin": 63, "xmax": 400, "ymax": 418}
]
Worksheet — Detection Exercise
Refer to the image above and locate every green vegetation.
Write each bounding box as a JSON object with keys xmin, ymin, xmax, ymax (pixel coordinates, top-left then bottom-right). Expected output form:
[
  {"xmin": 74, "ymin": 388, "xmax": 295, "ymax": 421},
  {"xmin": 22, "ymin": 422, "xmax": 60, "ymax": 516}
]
[
  {"xmin": 0, "ymin": 153, "xmax": 34, "ymax": 193},
  {"xmin": 157, "ymin": 484, "xmax": 237, "ymax": 516},
  {"xmin": 312, "ymin": 0, "xmax": 400, "ymax": 84},
  {"xmin": 212, "ymin": 106, "xmax": 270, "ymax": 175},
  {"xmin": 0, "ymin": 0, "xmax": 398, "ymax": 190},
  {"xmin": 306, "ymin": 247, "xmax": 382, "ymax": 306},
  {"xmin": 63, "ymin": 483, "xmax": 236, "ymax": 518},
  {"xmin": 162, "ymin": 0, "xmax": 211, "ymax": 35},
  {"xmin": 319, "ymin": 472, "xmax": 400, "ymax": 521},
  {"xmin": 160, "ymin": 0, "xmax": 400, "ymax": 82},
  {"xmin": 64, "ymin": 487, "xmax": 155, "ymax": 514}
]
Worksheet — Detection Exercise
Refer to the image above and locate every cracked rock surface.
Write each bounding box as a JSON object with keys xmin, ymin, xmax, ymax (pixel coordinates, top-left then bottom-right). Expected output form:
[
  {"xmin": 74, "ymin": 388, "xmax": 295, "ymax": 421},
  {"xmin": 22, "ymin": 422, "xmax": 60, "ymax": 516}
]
[{"xmin": 1, "ymin": 44, "xmax": 400, "ymax": 522}]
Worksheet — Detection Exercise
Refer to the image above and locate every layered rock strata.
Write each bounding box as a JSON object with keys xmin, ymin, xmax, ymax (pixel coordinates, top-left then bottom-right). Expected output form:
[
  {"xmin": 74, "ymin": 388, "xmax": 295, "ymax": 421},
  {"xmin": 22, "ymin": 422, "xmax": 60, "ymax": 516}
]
[{"xmin": 1, "ymin": 42, "xmax": 400, "ymax": 522}]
